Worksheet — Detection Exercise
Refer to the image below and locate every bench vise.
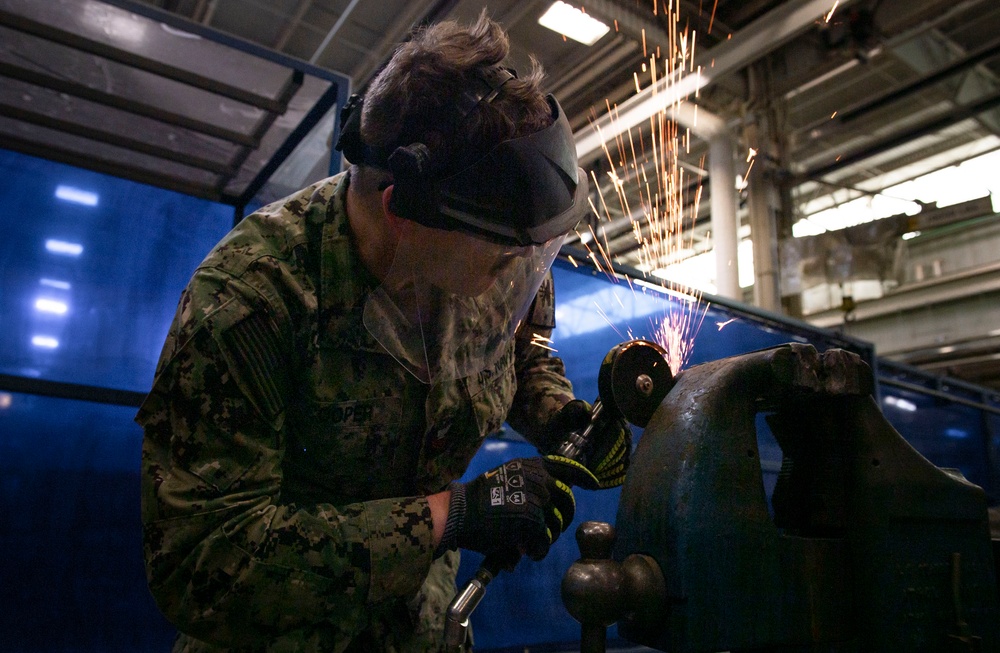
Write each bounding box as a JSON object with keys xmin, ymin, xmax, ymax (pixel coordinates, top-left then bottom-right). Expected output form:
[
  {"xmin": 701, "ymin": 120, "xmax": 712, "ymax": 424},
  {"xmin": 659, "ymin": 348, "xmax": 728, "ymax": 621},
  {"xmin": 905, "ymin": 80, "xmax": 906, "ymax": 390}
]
[{"xmin": 563, "ymin": 343, "xmax": 1000, "ymax": 652}]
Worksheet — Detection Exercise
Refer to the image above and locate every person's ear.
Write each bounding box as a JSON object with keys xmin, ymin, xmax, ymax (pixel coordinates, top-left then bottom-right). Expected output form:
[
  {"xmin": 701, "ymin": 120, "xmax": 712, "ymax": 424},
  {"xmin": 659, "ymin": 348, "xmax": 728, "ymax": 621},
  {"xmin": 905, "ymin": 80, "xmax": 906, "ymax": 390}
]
[{"xmin": 381, "ymin": 184, "xmax": 405, "ymax": 236}]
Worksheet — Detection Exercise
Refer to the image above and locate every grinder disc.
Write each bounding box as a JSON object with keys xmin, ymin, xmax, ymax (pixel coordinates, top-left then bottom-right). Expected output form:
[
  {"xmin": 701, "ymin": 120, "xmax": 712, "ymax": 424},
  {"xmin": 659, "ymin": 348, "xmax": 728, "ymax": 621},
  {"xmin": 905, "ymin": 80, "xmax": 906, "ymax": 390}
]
[{"xmin": 598, "ymin": 339, "xmax": 674, "ymax": 428}]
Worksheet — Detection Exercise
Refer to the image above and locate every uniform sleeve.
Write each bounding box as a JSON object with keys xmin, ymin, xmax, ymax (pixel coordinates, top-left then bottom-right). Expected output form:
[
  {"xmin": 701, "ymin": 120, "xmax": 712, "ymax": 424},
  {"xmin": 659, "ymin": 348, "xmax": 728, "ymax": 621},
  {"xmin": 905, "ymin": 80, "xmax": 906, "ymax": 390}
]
[
  {"xmin": 137, "ymin": 269, "xmax": 435, "ymax": 647},
  {"xmin": 507, "ymin": 270, "xmax": 576, "ymax": 444}
]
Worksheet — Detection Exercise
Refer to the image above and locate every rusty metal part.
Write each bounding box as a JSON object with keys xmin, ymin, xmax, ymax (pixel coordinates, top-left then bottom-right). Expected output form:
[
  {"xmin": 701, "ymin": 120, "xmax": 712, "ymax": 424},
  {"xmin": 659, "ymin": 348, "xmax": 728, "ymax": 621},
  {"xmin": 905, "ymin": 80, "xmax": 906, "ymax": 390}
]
[
  {"xmin": 562, "ymin": 521, "xmax": 667, "ymax": 653},
  {"xmin": 611, "ymin": 342, "xmax": 1000, "ymax": 652}
]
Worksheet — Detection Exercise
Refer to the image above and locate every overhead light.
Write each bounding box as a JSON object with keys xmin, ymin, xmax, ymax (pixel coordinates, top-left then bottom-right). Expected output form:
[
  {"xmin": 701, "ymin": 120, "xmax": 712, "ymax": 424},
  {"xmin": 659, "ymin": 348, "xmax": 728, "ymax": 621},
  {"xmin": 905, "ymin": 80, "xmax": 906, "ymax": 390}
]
[
  {"xmin": 538, "ymin": 1, "xmax": 610, "ymax": 46},
  {"xmin": 884, "ymin": 395, "xmax": 916, "ymax": 412},
  {"xmin": 35, "ymin": 298, "xmax": 69, "ymax": 315},
  {"xmin": 55, "ymin": 185, "xmax": 99, "ymax": 207},
  {"xmin": 45, "ymin": 239, "xmax": 83, "ymax": 256},
  {"xmin": 31, "ymin": 335, "xmax": 60, "ymax": 349},
  {"xmin": 40, "ymin": 278, "xmax": 72, "ymax": 290}
]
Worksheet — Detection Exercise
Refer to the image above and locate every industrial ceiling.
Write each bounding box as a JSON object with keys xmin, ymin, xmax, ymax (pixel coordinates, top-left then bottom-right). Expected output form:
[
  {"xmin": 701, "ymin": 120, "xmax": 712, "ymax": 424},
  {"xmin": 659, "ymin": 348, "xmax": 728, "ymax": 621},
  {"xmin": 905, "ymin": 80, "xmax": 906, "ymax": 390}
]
[{"xmin": 4, "ymin": 0, "xmax": 1000, "ymax": 390}]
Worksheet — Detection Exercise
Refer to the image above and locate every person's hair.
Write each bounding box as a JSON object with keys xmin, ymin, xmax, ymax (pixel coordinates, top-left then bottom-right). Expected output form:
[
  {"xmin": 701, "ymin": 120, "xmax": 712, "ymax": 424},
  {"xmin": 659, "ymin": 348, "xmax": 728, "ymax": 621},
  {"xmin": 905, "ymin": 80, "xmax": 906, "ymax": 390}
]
[{"xmin": 353, "ymin": 11, "xmax": 551, "ymax": 193}]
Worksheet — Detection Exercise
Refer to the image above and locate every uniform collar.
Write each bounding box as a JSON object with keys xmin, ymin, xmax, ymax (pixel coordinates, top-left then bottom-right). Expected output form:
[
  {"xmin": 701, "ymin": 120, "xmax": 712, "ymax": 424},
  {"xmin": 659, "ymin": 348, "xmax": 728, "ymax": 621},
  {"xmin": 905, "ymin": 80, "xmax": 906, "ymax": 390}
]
[{"xmin": 316, "ymin": 172, "xmax": 384, "ymax": 354}]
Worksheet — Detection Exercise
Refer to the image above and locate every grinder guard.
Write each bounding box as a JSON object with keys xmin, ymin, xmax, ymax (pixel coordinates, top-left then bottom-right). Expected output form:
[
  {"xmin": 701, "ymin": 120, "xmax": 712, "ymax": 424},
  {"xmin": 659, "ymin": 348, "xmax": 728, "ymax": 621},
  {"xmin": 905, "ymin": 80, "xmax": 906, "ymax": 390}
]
[{"xmin": 612, "ymin": 343, "xmax": 1000, "ymax": 652}]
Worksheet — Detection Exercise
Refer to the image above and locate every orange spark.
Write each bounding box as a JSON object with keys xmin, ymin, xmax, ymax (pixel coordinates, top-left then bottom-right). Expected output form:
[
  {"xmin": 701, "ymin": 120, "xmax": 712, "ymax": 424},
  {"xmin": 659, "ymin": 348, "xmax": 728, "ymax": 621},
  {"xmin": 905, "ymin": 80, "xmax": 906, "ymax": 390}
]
[
  {"xmin": 531, "ymin": 333, "xmax": 557, "ymax": 352},
  {"xmin": 708, "ymin": 0, "xmax": 719, "ymax": 33},
  {"xmin": 571, "ymin": 0, "xmax": 712, "ymax": 375},
  {"xmin": 824, "ymin": 0, "xmax": 840, "ymax": 23}
]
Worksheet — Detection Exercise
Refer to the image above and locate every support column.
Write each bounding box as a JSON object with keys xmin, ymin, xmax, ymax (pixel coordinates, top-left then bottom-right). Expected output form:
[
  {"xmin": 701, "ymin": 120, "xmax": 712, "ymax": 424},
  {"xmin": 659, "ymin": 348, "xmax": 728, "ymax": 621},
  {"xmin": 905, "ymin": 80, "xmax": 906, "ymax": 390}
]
[
  {"xmin": 710, "ymin": 133, "xmax": 740, "ymax": 301},
  {"xmin": 744, "ymin": 118, "xmax": 782, "ymax": 312}
]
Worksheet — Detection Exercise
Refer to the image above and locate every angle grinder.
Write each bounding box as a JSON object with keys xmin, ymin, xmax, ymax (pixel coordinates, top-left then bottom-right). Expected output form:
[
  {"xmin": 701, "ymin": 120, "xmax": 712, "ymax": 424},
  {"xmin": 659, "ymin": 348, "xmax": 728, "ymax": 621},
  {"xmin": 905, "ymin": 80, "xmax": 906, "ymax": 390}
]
[{"xmin": 444, "ymin": 339, "xmax": 675, "ymax": 650}]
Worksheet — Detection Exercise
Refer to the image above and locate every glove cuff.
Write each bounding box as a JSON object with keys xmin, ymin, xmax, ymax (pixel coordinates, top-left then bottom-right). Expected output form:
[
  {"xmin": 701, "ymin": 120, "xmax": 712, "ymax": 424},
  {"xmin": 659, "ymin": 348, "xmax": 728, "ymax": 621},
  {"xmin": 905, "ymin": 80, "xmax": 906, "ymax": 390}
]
[{"xmin": 433, "ymin": 482, "xmax": 466, "ymax": 558}]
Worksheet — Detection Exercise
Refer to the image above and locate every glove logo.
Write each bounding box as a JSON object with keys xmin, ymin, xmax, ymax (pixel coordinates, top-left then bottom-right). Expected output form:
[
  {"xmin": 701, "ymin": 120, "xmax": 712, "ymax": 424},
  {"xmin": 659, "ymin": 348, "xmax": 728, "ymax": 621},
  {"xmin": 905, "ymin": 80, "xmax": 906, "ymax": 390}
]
[
  {"xmin": 490, "ymin": 486, "xmax": 504, "ymax": 506},
  {"xmin": 508, "ymin": 491, "xmax": 525, "ymax": 505}
]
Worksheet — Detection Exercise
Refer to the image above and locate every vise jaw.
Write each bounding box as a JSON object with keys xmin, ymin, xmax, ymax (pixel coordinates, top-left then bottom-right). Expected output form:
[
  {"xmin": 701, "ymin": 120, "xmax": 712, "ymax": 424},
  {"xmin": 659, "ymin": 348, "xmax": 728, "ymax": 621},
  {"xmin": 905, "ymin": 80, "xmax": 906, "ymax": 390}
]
[{"xmin": 612, "ymin": 343, "xmax": 999, "ymax": 652}]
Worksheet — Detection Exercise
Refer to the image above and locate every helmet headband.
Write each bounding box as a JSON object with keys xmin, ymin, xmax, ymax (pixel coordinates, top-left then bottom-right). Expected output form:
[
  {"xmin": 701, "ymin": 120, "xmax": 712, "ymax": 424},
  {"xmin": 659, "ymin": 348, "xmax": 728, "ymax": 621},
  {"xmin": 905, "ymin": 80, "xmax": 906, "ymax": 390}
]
[{"xmin": 336, "ymin": 89, "xmax": 587, "ymax": 246}]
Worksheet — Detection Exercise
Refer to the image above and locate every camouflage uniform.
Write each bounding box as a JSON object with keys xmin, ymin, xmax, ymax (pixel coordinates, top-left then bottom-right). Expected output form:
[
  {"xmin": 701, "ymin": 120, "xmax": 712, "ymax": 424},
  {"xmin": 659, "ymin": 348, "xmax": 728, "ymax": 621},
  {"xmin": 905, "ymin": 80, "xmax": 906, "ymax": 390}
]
[{"xmin": 137, "ymin": 171, "xmax": 575, "ymax": 652}]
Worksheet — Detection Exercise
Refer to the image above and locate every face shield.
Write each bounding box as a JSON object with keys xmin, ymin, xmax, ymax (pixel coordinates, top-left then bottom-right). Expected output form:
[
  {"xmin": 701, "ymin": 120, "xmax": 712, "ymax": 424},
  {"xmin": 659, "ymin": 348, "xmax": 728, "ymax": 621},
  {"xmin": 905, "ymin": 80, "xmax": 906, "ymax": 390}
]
[
  {"xmin": 339, "ymin": 92, "xmax": 587, "ymax": 383},
  {"xmin": 362, "ymin": 226, "xmax": 565, "ymax": 383}
]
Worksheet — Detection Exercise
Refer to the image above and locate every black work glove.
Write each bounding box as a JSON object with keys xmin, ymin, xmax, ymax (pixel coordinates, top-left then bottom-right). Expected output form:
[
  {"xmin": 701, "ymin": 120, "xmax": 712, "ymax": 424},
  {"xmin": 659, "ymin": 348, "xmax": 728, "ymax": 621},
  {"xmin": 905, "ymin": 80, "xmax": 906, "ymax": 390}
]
[
  {"xmin": 540, "ymin": 399, "xmax": 632, "ymax": 490},
  {"xmin": 437, "ymin": 456, "xmax": 597, "ymax": 562}
]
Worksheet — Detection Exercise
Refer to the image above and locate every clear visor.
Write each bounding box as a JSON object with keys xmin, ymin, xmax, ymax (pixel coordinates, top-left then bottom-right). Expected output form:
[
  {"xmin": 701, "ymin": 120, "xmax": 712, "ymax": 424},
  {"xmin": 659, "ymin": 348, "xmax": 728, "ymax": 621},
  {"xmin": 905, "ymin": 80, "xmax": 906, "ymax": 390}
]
[{"xmin": 363, "ymin": 220, "xmax": 564, "ymax": 383}]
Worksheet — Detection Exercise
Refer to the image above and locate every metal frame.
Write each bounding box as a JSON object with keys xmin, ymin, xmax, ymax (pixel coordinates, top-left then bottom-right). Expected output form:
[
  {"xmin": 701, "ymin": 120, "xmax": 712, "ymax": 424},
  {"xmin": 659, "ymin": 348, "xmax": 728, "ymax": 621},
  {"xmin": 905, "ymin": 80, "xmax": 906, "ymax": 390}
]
[
  {"xmin": 0, "ymin": 374, "xmax": 147, "ymax": 407},
  {"xmin": 0, "ymin": 9, "xmax": 299, "ymax": 113},
  {"xmin": 0, "ymin": 0, "xmax": 350, "ymax": 407},
  {"xmin": 878, "ymin": 358, "xmax": 1000, "ymax": 416},
  {"xmin": 0, "ymin": 0, "xmax": 351, "ymax": 207},
  {"xmin": 100, "ymin": 0, "xmax": 353, "ymax": 214}
]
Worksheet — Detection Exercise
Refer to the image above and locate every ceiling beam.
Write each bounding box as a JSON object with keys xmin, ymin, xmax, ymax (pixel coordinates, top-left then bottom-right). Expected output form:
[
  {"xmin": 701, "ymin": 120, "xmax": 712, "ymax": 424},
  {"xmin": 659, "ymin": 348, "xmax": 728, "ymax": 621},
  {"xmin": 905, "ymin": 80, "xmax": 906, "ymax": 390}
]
[
  {"xmin": 802, "ymin": 88, "xmax": 1000, "ymax": 180},
  {"xmin": 800, "ymin": 35, "xmax": 1000, "ymax": 140},
  {"xmin": 273, "ymin": 0, "xmax": 312, "ymax": 51}
]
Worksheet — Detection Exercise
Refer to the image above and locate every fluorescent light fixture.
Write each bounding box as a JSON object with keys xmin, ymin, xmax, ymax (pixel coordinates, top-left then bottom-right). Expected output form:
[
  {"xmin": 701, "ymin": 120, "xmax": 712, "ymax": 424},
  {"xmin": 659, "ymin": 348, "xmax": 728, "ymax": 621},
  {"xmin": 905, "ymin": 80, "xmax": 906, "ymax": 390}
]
[
  {"xmin": 55, "ymin": 185, "xmax": 99, "ymax": 206},
  {"xmin": 884, "ymin": 396, "xmax": 916, "ymax": 412},
  {"xmin": 35, "ymin": 298, "xmax": 69, "ymax": 315},
  {"xmin": 0, "ymin": 392, "xmax": 11, "ymax": 410},
  {"xmin": 575, "ymin": 75, "xmax": 716, "ymax": 159},
  {"xmin": 31, "ymin": 335, "xmax": 60, "ymax": 349},
  {"xmin": 538, "ymin": 1, "xmax": 610, "ymax": 45},
  {"xmin": 45, "ymin": 239, "xmax": 84, "ymax": 256},
  {"xmin": 40, "ymin": 278, "xmax": 72, "ymax": 290}
]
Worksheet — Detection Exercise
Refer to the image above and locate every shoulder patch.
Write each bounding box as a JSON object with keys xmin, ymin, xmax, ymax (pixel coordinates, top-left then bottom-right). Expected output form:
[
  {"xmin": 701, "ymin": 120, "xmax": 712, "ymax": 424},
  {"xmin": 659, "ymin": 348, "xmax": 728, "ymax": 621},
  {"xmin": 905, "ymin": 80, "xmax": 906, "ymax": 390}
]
[
  {"xmin": 524, "ymin": 272, "xmax": 556, "ymax": 331},
  {"xmin": 218, "ymin": 309, "xmax": 289, "ymax": 425}
]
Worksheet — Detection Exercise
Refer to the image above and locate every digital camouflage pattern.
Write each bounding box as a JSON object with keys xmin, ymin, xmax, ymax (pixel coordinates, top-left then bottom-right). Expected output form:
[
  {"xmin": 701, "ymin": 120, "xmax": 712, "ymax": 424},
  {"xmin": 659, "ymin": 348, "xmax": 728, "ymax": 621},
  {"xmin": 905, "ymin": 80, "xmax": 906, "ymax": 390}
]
[{"xmin": 137, "ymin": 171, "xmax": 575, "ymax": 652}]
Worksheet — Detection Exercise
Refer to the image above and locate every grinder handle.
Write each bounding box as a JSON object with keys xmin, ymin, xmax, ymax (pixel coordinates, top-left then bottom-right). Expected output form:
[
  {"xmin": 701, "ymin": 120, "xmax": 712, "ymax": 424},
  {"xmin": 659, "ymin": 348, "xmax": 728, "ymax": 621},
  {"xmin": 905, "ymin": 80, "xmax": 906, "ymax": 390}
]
[
  {"xmin": 553, "ymin": 399, "xmax": 604, "ymax": 463},
  {"xmin": 444, "ymin": 401, "xmax": 603, "ymax": 651}
]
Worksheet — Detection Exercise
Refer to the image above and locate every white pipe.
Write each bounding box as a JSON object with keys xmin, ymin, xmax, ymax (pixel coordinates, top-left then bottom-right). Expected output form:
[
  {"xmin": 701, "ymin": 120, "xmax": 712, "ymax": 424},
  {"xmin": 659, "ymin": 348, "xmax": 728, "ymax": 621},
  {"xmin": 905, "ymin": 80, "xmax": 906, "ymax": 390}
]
[
  {"xmin": 710, "ymin": 133, "xmax": 740, "ymax": 300},
  {"xmin": 309, "ymin": 0, "xmax": 362, "ymax": 65}
]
